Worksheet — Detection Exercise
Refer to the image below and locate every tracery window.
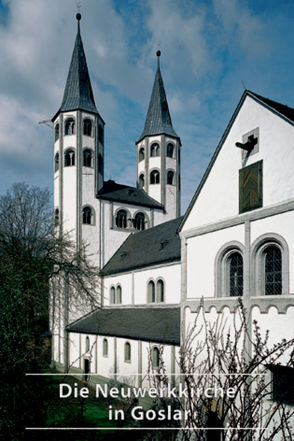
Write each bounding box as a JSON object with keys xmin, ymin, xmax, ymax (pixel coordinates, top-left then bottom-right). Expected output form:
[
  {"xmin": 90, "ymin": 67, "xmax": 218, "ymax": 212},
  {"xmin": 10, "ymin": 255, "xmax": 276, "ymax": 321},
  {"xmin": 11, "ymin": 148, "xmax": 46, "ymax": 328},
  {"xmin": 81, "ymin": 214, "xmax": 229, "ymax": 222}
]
[
  {"xmin": 134, "ymin": 212, "xmax": 145, "ymax": 231},
  {"xmin": 116, "ymin": 210, "xmax": 127, "ymax": 228},
  {"xmin": 228, "ymin": 252, "xmax": 243, "ymax": 297},
  {"xmin": 150, "ymin": 143, "xmax": 160, "ymax": 157},
  {"xmin": 150, "ymin": 170, "xmax": 160, "ymax": 184},
  {"xmin": 264, "ymin": 245, "xmax": 282, "ymax": 295},
  {"xmin": 64, "ymin": 118, "xmax": 75, "ymax": 135},
  {"xmin": 64, "ymin": 149, "xmax": 75, "ymax": 167}
]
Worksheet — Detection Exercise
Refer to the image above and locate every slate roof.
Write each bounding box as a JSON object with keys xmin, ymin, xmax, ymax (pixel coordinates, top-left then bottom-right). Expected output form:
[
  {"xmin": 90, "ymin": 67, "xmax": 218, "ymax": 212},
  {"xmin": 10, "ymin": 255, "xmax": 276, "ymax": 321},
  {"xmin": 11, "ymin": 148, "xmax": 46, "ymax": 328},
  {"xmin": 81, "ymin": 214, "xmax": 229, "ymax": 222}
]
[
  {"xmin": 179, "ymin": 90, "xmax": 294, "ymax": 232},
  {"xmin": 97, "ymin": 180, "xmax": 164, "ymax": 209},
  {"xmin": 138, "ymin": 61, "xmax": 179, "ymax": 143},
  {"xmin": 101, "ymin": 216, "xmax": 183, "ymax": 275},
  {"xmin": 53, "ymin": 19, "xmax": 99, "ymax": 120},
  {"xmin": 248, "ymin": 90, "xmax": 294, "ymax": 124},
  {"xmin": 67, "ymin": 306, "xmax": 180, "ymax": 346}
]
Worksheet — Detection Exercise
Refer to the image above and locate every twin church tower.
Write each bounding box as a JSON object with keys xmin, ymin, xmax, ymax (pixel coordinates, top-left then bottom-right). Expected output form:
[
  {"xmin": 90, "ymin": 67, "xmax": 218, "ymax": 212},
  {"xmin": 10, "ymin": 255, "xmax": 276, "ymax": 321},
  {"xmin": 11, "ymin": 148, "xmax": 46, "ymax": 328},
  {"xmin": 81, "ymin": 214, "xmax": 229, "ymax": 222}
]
[{"xmin": 52, "ymin": 14, "xmax": 182, "ymax": 267}]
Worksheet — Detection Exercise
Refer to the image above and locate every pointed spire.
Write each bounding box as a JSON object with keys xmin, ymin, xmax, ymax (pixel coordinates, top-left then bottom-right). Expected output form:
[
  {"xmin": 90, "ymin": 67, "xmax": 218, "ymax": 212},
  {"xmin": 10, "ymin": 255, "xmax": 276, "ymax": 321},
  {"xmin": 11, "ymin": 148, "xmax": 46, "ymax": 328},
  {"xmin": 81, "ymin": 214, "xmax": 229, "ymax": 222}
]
[
  {"xmin": 138, "ymin": 51, "xmax": 179, "ymax": 143},
  {"xmin": 57, "ymin": 13, "xmax": 98, "ymax": 116}
]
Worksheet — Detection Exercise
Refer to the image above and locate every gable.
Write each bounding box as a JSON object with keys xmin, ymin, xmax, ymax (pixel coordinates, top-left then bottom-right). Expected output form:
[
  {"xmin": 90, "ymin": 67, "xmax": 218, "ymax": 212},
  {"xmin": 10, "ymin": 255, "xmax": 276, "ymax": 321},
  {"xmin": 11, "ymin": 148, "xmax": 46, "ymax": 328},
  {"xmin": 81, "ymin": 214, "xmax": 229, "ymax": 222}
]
[{"xmin": 180, "ymin": 92, "xmax": 294, "ymax": 233}]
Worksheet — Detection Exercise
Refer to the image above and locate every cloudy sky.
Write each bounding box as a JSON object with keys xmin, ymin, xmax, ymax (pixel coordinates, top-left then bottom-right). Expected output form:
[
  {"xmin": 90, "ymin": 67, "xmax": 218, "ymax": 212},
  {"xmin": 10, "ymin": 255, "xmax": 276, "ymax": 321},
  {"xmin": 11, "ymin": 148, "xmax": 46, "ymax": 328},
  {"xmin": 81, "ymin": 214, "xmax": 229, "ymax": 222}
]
[{"xmin": 1, "ymin": 0, "xmax": 294, "ymax": 212}]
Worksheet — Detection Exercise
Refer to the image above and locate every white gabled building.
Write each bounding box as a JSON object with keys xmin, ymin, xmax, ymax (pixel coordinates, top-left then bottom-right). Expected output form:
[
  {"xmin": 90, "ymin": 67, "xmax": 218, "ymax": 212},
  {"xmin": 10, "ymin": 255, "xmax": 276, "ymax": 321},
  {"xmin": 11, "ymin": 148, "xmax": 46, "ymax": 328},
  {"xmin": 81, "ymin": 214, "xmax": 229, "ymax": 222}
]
[{"xmin": 51, "ymin": 14, "xmax": 294, "ymax": 430}]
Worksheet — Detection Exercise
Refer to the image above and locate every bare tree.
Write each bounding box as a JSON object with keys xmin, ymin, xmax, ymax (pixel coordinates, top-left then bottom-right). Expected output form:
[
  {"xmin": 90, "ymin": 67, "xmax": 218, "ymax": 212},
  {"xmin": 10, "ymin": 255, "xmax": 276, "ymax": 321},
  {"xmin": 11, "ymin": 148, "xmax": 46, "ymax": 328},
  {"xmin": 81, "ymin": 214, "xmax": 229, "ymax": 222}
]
[{"xmin": 147, "ymin": 299, "xmax": 294, "ymax": 441}]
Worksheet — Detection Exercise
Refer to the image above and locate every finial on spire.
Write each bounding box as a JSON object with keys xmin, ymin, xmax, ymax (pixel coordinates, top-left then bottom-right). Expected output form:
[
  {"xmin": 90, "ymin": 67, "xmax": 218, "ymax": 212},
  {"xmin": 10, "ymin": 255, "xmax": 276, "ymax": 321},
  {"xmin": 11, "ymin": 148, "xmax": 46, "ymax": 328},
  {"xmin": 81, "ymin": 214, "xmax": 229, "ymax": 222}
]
[
  {"xmin": 76, "ymin": 2, "xmax": 82, "ymax": 32},
  {"xmin": 156, "ymin": 49, "xmax": 161, "ymax": 69}
]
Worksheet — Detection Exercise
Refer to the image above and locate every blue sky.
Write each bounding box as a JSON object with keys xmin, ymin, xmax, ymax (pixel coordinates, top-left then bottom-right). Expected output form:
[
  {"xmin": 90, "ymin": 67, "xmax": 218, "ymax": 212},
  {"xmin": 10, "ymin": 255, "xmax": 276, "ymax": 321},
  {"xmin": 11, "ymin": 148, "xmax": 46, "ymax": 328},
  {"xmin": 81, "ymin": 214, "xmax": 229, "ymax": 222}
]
[{"xmin": 1, "ymin": 0, "xmax": 294, "ymax": 212}]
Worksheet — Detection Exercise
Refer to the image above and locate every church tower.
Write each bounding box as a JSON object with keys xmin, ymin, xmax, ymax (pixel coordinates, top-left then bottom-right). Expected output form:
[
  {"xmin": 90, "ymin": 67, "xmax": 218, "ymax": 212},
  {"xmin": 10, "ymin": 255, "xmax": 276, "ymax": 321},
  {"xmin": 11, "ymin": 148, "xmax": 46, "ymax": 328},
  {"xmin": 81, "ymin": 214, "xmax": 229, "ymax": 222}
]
[
  {"xmin": 136, "ymin": 51, "xmax": 181, "ymax": 220},
  {"xmin": 52, "ymin": 13, "xmax": 104, "ymax": 253}
]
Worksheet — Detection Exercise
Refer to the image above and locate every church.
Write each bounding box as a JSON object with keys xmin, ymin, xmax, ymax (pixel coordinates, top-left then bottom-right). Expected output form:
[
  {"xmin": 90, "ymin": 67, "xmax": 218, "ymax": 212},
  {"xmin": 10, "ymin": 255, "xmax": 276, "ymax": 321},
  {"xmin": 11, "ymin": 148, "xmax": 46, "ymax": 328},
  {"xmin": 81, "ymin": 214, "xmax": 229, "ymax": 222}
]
[{"xmin": 51, "ymin": 13, "xmax": 294, "ymax": 415}]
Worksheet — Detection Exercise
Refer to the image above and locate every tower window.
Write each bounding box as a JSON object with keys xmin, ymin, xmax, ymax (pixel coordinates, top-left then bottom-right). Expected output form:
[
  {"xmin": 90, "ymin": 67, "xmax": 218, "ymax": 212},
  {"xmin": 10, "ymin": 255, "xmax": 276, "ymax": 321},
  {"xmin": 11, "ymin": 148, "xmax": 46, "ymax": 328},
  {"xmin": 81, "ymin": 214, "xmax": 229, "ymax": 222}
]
[
  {"xmin": 83, "ymin": 149, "xmax": 93, "ymax": 167},
  {"xmin": 54, "ymin": 152, "xmax": 59, "ymax": 172},
  {"xmin": 264, "ymin": 245, "xmax": 282, "ymax": 295},
  {"xmin": 83, "ymin": 119, "xmax": 92, "ymax": 136},
  {"xmin": 54, "ymin": 208, "xmax": 59, "ymax": 227},
  {"xmin": 139, "ymin": 148, "xmax": 145, "ymax": 161},
  {"xmin": 103, "ymin": 339, "xmax": 108, "ymax": 357},
  {"xmin": 147, "ymin": 280, "xmax": 155, "ymax": 303},
  {"xmin": 134, "ymin": 212, "xmax": 145, "ymax": 231},
  {"xmin": 167, "ymin": 170, "xmax": 175, "ymax": 185},
  {"xmin": 98, "ymin": 124, "xmax": 104, "ymax": 144},
  {"xmin": 150, "ymin": 170, "xmax": 160, "ymax": 184},
  {"xmin": 150, "ymin": 143, "xmax": 160, "ymax": 157},
  {"xmin": 138, "ymin": 174, "xmax": 145, "ymax": 188},
  {"xmin": 152, "ymin": 347, "xmax": 160, "ymax": 369},
  {"xmin": 64, "ymin": 118, "xmax": 75, "ymax": 135},
  {"xmin": 229, "ymin": 252, "xmax": 243, "ymax": 297},
  {"xmin": 64, "ymin": 149, "xmax": 75, "ymax": 167},
  {"xmin": 156, "ymin": 279, "xmax": 164, "ymax": 302},
  {"xmin": 167, "ymin": 143, "xmax": 174, "ymax": 158},
  {"xmin": 55, "ymin": 123, "xmax": 60, "ymax": 142},
  {"xmin": 83, "ymin": 206, "xmax": 94, "ymax": 225},
  {"xmin": 124, "ymin": 342, "xmax": 131, "ymax": 362},
  {"xmin": 116, "ymin": 209, "xmax": 127, "ymax": 229}
]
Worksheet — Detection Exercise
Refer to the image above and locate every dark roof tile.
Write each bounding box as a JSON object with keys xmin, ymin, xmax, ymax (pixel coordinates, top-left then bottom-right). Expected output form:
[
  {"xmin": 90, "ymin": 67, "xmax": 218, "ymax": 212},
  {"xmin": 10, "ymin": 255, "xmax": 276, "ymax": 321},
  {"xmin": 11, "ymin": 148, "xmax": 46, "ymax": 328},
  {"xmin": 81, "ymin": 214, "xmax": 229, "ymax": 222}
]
[
  {"xmin": 101, "ymin": 216, "xmax": 183, "ymax": 275},
  {"xmin": 67, "ymin": 306, "xmax": 180, "ymax": 346},
  {"xmin": 97, "ymin": 180, "xmax": 164, "ymax": 209}
]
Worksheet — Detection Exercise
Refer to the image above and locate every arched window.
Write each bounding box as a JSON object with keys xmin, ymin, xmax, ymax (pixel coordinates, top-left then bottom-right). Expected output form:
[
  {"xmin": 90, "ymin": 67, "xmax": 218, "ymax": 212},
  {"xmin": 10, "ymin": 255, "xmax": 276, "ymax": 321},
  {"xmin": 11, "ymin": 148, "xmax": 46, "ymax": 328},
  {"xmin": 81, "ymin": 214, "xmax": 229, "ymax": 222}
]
[
  {"xmin": 152, "ymin": 347, "xmax": 160, "ymax": 369},
  {"xmin": 55, "ymin": 123, "xmax": 59, "ymax": 142},
  {"xmin": 116, "ymin": 285, "xmax": 122, "ymax": 304},
  {"xmin": 85, "ymin": 336, "xmax": 90, "ymax": 352},
  {"xmin": 110, "ymin": 287, "xmax": 115, "ymax": 304},
  {"xmin": 147, "ymin": 281, "xmax": 155, "ymax": 303},
  {"xmin": 83, "ymin": 119, "xmax": 92, "ymax": 136},
  {"xmin": 83, "ymin": 206, "xmax": 94, "ymax": 225},
  {"xmin": 167, "ymin": 143, "xmax": 174, "ymax": 158},
  {"xmin": 138, "ymin": 174, "xmax": 145, "ymax": 188},
  {"xmin": 156, "ymin": 279, "xmax": 164, "ymax": 302},
  {"xmin": 125, "ymin": 342, "xmax": 131, "ymax": 362},
  {"xmin": 150, "ymin": 170, "xmax": 160, "ymax": 184},
  {"xmin": 139, "ymin": 148, "xmax": 145, "ymax": 161},
  {"xmin": 64, "ymin": 149, "xmax": 75, "ymax": 167},
  {"xmin": 264, "ymin": 245, "xmax": 282, "ymax": 295},
  {"xmin": 64, "ymin": 118, "xmax": 75, "ymax": 135},
  {"xmin": 167, "ymin": 170, "xmax": 175, "ymax": 185},
  {"xmin": 83, "ymin": 149, "xmax": 93, "ymax": 167},
  {"xmin": 150, "ymin": 143, "xmax": 160, "ymax": 157},
  {"xmin": 54, "ymin": 152, "xmax": 59, "ymax": 172},
  {"xmin": 228, "ymin": 252, "xmax": 243, "ymax": 297},
  {"xmin": 134, "ymin": 212, "xmax": 145, "ymax": 231},
  {"xmin": 54, "ymin": 208, "xmax": 59, "ymax": 227},
  {"xmin": 103, "ymin": 339, "xmax": 108, "ymax": 357},
  {"xmin": 116, "ymin": 209, "xmax": 127, "ymax": 228}
]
